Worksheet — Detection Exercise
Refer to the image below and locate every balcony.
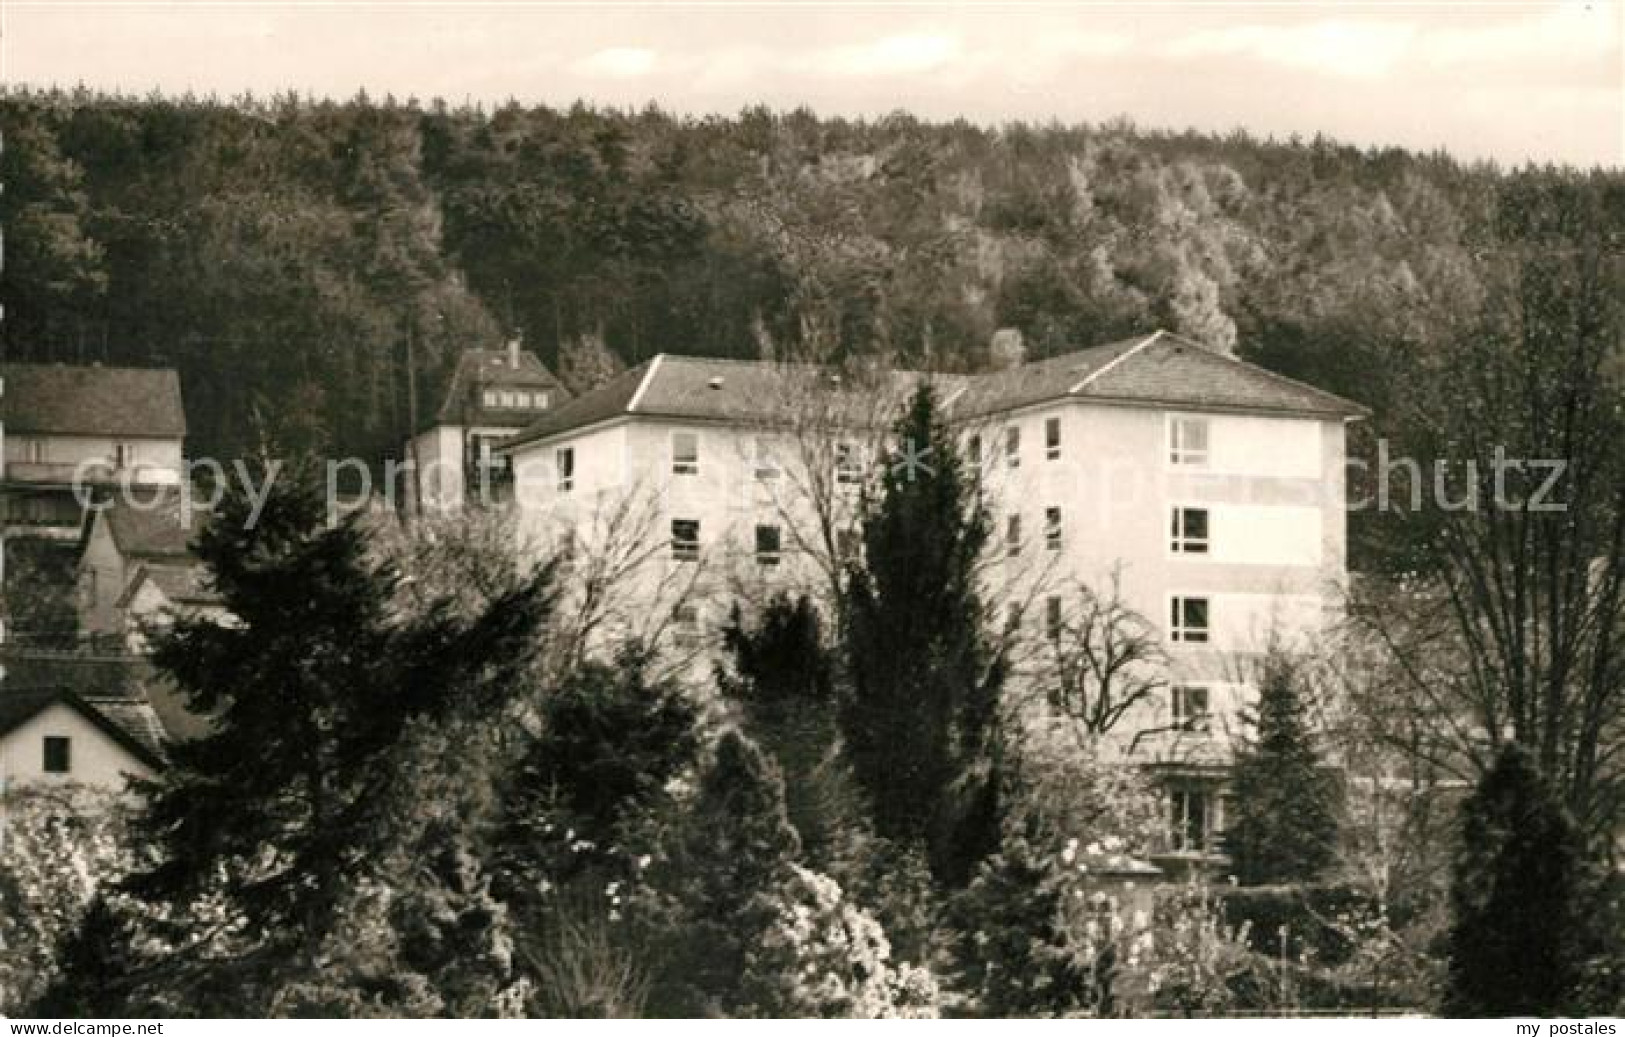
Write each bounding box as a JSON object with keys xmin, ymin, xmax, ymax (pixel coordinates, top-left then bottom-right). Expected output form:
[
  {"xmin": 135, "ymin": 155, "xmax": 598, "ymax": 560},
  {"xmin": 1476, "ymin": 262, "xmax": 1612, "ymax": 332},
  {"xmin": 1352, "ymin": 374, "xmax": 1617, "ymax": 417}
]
[{"xmin": 2, "ymin": 460, "xmax": 181, "ymax": 489}]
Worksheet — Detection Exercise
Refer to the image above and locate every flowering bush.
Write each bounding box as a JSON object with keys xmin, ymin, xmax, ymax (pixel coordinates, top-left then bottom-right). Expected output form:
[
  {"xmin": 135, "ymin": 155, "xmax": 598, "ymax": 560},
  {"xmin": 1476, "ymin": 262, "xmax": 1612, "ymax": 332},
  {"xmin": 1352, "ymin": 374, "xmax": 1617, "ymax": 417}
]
[
  {"xmin": 0, "ymin": 785, "xmax": 132, "ymax": 1013},
  {"xmin": 742, "ymin": 865, "xmax": 940, "ymax": 1018},
  {"xmin": 1137, "ymin": 882, "xmax": 1250, "ymax": 1016}
]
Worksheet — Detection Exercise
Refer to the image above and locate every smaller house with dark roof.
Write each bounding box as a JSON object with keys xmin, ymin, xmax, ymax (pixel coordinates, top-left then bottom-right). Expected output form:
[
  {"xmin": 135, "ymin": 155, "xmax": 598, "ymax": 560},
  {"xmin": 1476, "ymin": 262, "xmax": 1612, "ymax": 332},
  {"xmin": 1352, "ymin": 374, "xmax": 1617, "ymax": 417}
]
[
  {"xmin": 76, "ymin": 491, "xmax": 216, "ymax": 651},
  {"xmin": 1, "ymin": 363, "xmax": 187, "ymax": 543},
  {"xmin": 402, "ymin": 341, "xmax": 569, "ymax": 512},
  {"xmin": 0, "ymin": 685, "xmax": 166, "ymax": 789}
]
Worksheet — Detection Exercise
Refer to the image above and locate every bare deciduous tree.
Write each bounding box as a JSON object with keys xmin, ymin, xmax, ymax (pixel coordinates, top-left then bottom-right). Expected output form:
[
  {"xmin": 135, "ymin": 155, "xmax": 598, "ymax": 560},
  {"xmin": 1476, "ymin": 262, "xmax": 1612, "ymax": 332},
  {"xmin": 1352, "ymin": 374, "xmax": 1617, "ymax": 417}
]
[{"xmin": 1358, "ymin": 237, "xmax": 1625, "ymax": 845}]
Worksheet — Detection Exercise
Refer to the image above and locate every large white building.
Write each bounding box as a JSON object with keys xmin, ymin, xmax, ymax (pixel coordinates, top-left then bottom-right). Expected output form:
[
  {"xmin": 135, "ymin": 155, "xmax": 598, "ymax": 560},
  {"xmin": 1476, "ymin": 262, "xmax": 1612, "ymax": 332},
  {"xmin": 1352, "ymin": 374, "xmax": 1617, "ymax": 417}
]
[{"xmin": 500, "ymin": 330, "xmax": 1365, "ymax": 865}]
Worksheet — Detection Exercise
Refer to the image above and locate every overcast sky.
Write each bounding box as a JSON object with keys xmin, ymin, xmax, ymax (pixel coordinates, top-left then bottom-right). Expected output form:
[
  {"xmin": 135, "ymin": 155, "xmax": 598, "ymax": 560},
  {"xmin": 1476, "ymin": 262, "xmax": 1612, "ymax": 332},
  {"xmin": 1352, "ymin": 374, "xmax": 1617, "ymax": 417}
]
[{"xmin": 4, "ymin": 2, "xmax": 1621, "ymax": 167}]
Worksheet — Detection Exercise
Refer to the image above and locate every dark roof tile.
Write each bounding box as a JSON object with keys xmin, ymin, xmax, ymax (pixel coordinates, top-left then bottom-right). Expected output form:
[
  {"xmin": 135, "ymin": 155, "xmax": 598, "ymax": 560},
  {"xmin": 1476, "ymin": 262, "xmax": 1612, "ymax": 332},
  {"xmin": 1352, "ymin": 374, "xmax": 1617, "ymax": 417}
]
[
  {"xmin": 430, "ymin": 348, "xmax": 570, "ymax": 429},
  {"xmin": 0, "ymin": 685, "xmax": 167, "ymax": 768},
  {"xmin": 99, "ymin": 491, "xmax": 207, "ymax": 560},
  {"xmin": 500, "ymin": 330, "xmax": 1366, "ymax": 448},
  {"xmin": 1, "ymin": 363, "xmax": 186, "ymax": 438}
]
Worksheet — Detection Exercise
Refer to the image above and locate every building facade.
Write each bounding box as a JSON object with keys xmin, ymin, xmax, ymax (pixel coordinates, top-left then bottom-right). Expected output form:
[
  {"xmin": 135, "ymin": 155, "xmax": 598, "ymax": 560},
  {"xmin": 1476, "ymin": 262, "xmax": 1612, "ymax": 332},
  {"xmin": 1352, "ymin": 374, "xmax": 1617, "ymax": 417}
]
[
  {"xmin": 0, "ymin": 686, "xmax": 165, "ymax": 790},
  {"xmin": 501, "ymin": 330, "xmax": 1365, "ymax": 864},
  {"xmin": 0, "ymin": 363, "xmax": 187, "ymax": 650},
  {"xmin": 402, "ymin": 341, "xmax": 569, "ymax": 512}
]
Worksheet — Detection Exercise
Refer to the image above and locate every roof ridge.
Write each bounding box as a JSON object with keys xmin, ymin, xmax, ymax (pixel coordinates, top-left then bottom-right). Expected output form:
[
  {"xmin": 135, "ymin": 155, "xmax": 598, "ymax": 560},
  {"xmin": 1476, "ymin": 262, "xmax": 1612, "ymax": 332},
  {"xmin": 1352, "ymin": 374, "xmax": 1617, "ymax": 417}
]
[
  {"xmin": 1068, "ymin": 330, "xmax": 1163, "ymax": 393},
  {"xmin": 627, "ymin": 354, "xmax": 664, "ymax": 412}
]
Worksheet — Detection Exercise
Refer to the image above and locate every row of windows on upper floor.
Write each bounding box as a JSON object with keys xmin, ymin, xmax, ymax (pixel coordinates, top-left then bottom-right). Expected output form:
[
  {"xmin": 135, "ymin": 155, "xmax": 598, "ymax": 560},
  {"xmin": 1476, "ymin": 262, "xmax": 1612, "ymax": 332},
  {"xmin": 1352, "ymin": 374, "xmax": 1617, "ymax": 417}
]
[
  {"xmin": 547, "ymin": 415, "xmax": 1214, "ymax": 493},
  {"xmin": 9, "ymin": 439, "xmax": 151, "ymax": 468},
  {"xmin": 480, "ymin": 389, "xmax": 553, "ymax": 411},
  {"xmin": 1006, "ymin": 592, "xmax": 1212, "ymax": 646},
  {"xmin": 662, "ymin": 504, "xmax": 1213, "ymax": 568}
]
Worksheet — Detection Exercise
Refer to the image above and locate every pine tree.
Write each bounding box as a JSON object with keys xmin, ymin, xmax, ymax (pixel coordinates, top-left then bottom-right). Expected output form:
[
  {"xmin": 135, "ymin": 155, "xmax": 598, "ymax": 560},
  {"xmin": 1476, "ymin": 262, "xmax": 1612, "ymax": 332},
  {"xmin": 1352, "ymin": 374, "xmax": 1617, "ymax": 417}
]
[
  {"xmin": 1445, "ymin": 744, "xmax": 1584, "ymax": 1016},
  {"xmin": 1226, "ymin": 648, "xmax": 1339, "ymax": 885},
  {"xmin": 720, "ymin": 595, "xmax": 840, "ymax": 860},
  {"xmin": 841, "ymin": 383, "xmax": 1005, "ymax": 886},
  {"xmin": 96, "ymin": 462, "xmax": 555, "ymax": 1010},
  {"xmin": 655, "ymin": 731, "xmax": 802, "ymax": 1016}
]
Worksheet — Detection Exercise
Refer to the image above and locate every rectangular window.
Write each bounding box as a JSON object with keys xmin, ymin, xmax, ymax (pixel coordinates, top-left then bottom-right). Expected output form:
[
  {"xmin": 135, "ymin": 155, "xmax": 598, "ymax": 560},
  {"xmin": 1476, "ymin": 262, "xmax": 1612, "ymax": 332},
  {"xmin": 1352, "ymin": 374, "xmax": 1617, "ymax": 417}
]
[
  {"xmin": 1171, "ymin": 507, "xmax": 1210, "ymax": 554},
  {"xmin": 1045, "ymin": 595, "xmax": 1064, "ymax": 640},
  {"xmin": 835, "ymin": 442, "xmax": 861, "ymax": 485},
  {"xmin": 555, "ymin": 447, "xmax": 575, "ymax": 493},
  {"xmin": 1005, "ymin": 514, "xmax": 1021, "ymax": 557},
  {"xmin": 535, "ymin": 392, "xmax": 551, "ymax": 409},
  {"xmin": 672, "ymin": 432, "xmax": 699, "ymax": 476},
  {"xmin": 671, "ymin": 519, "xmax": 700, "ymax": 561},
  {"xmin": 482, "ymin": 389, "xmax": 500, "ymax": 408},
  {"xmin": 672, "ymin": 604, "xmax": 702, "ymax": 649},
  {"xmin": 1170, "ymin": 596, "xmax": 1211, "ymax": 644},
  {"xmin": 43, "ymin": 736, "xmax": 70, "ymax": 774},
  {"xmin": 755, "ymin": 524, "xmax": 782, "ymax": 566},
  {"xmin": 1172, "ymin": 685, "xmax": 1212, "ymax": 732},
  {"xmin": 1170, "ymin": 416, "xmax": 1210, "ymax": 466},
  {"xmin": 503, "ymin": 391, "xmax": 519, "ymax": 409},
  {"xmin": 1171, "ymin": 788, "xmax": 1212, "ymax": 852},
  {"xmin": 1005, "ymin": 426, "xmax": 1021, "ymax": 468},
  {"xmin": 966, "ymin": 434, "xmax": 982, "ymax": 468},
  {"xmin": 753, "ymin": 439, "xmax": 780, "ymax": 482},
  {"xmin": 1045, "ymin": 416, "xmax": 1061, "ymax": 460},
  {"xmin": 26, "ymin": 439, "xmax": 45, "ymax": 463},
  {"xmin": 1044, "ymin": 506, "xmax": 1063, "ymax": 551},
  {"xmin": 114, "ymin": 443, "xmax": 136, "ymax": 468}
]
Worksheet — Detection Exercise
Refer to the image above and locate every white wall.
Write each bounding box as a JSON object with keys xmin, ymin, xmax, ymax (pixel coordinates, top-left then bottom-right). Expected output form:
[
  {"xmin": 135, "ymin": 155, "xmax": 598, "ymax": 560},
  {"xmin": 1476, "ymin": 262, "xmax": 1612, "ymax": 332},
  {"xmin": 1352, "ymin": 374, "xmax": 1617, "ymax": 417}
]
[
  {"xmin": 405, "ymin": 425, "xmax": 465, "ymax": 512},
  {"xmin": 3, "ymin": 433, "xmax": 183, "ymax": 484},
  {"xmin": 0, "ymin": 702, "xmax": 154, "ymax": 789},
  {"xmin": 511, "ymin": 399, "xmax": 1351, "ymax": 717}
]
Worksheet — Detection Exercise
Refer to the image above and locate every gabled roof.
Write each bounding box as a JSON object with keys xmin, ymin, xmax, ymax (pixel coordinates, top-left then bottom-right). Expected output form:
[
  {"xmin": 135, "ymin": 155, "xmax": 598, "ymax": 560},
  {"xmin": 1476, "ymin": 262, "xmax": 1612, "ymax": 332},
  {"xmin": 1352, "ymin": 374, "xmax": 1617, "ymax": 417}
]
[
  {"xmin": 0, "ymin": 686, "xmax": 167, "ymax": 770},
  {"xmin": 951, "ymin": 334, "xmax": 1151, "ymax": 418},
  {"xmin": 502, "ymin": 330, "xmax": 1367, "ymax": 448},
  {"xmin": 501, "ymin": 355, "xmax": 952, "ymax": 450},
  {"xmin": 88, "ymin": 491, "xmax": 207, "ymax": 561},
  {"xmin": 429, "ymin": 347, "xmax": 570, "ymax": 430},
  {"xmin": 1072, "ymin": 330, "xmax": 1368, "ymax": 417},
  {"xmin": 502, "ymin": 360, "xmax": 650, "ymax": 447},
  {"xmin": 0, "ymin": 363, "xmax": 187, "ymax": 438},
  {"xmin": 117, "ymin": 562, "xmax": 222, "ymax": 609}
]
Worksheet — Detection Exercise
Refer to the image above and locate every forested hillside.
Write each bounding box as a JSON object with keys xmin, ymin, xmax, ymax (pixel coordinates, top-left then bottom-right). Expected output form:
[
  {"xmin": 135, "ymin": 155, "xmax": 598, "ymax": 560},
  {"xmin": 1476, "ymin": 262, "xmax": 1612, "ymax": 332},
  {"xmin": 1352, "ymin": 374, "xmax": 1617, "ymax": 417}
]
[{"xmin": 0, "ymin": 87, "xmax": 1608, "ymax": 462}]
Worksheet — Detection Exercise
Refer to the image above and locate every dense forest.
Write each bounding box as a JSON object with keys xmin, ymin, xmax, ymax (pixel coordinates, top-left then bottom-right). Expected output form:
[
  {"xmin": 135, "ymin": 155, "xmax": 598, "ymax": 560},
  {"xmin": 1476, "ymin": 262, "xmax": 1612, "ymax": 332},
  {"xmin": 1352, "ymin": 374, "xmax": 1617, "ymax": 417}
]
[{"xmin": 4, "ymin": 86, "xmax": 1599, "ymax": 465}]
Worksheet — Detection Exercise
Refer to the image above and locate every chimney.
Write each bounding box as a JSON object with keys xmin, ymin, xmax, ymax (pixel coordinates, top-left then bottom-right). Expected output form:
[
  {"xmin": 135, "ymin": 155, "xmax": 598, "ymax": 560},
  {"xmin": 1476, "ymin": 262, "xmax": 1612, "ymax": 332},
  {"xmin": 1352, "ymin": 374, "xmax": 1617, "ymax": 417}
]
[
  {"xmin": 990, "ymin": 328, "xmax": 1026, "ymax": 370},
  {"xmin": 507, "ymin": 337, "xmax": 521, "ymax": 370}
]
